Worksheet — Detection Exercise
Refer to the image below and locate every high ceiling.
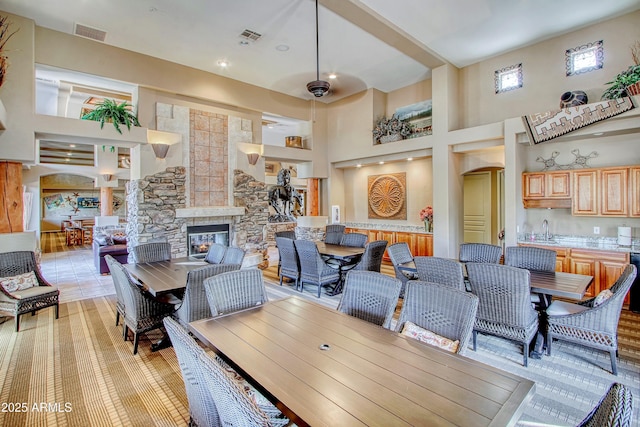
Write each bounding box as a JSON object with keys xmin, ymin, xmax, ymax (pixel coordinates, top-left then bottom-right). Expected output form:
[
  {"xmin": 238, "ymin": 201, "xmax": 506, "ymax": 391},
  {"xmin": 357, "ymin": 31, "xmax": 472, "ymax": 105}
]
[{"xmin": 2, "ymin": 0, "xmax": 640, "ymax": 102}]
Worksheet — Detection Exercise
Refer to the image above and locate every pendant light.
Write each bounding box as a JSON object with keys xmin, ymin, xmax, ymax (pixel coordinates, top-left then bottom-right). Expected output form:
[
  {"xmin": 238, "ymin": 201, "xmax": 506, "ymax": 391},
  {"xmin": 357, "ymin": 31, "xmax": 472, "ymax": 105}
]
[{"xmin": 306, "ymin": 0, "xmax": 330, "ymax": 97}]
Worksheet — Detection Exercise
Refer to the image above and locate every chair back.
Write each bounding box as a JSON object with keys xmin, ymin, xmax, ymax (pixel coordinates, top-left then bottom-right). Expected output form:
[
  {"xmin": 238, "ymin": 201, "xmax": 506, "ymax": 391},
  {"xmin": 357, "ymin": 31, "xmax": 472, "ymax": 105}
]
[
  {"xmin": 459, "ymin": 243, "xmax": 502, "ymax": 263},
  {"xmin": 324, "ymin": 224, "xmax": 345, "ymax": 245},
  {"xmin": 293, "ymin": 239, "xmax": 324, "ymax": 278},
  {"xmin": 354, "ymin": 240, "xmax": 388, "ymax": 272},
  {"xmin": 274, "ymin": 230, "xmax": 295, "ymax": 240},
  {"xmin": 505, "ymin": 246, "xmax": 556, "ymax": 272},
  {"xmin": 577, "ymin": 382, "xmax": 633, "ymax": 427},
  {"xmin": 174, "ymin": 263, "xmax": 241, "ymax": 327},
  {"xmin": 414, "ymin": 256, "xmax": 465, "ymax": 290},
  {"xmin": 338, "ymin": 271, "xmax": 401, "ymax": 329},
  {"xmin": 105, "ymin": 255, "xmax": 140, "ymax": 321},
  {"xmin": 132, "ymin": 242, "xmax": 172, "ymax": 263},
  {"xmin": 222, "ymin": 247, "xmax": 245, "ymax": 265},
  {"xmin": 205, "ymin": 243, "xmax": 227, "ymax": 264},
  {"xmin": 163, "ymin": 317, "xmax": 220, "ymax": 427},
  {"xmin": 276, "ymin": 237, "xmax": 299, "ymax": 278},
  {"xmin": 592, "ymin": 264, "xmax": 637, "ymax": 334},
  {"xmin": 204, "ymin": 269, "xmax": 268, "ymax": 317},
  {"xmin": 396, "ymin": 281, "xmax": 479, "ymax": 354},
  {"xmin": 466, "ymin": 263, "xmax": 537, "ymax": 326},
  {"xmin": 340, "ymin": 232, "xmax": 368, "ymax": 248},
  {"xmin": 197, "ymin": 351, "xmax": 274, "ymax": 427},
  {"xmin": 0, "ymin": 251, "xmax": 40, "ymax": 279},
  {"xmin": 387, "ymin": 242, "xmax": 414, "ymax": 266}
]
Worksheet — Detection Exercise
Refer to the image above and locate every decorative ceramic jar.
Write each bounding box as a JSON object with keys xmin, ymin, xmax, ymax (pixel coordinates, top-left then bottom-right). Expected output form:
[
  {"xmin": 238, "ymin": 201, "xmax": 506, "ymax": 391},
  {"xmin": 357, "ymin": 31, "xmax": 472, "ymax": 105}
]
[
  {"xmin": 559, "ymin": 90, "xmax": 588, "ymax": 109},
  {"xmin": 285, "ymin": 136, "xmax": 303, "ymax": 148}
]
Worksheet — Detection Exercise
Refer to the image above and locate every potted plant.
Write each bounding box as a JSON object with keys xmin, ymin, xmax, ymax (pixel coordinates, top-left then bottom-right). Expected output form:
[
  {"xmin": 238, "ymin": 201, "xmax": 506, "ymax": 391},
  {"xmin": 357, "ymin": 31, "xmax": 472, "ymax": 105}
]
[
  {"xmin": 0, "ymin": 15, "xmax": 19, "ymax": 88},
  {"xmin": 601, "ymin": 41, "xmax": 640, "ymax": 100},
  {"xmin": 372, "ymin": 115, "xmax": 413, "ymax": 144},
  {"xmin": 81, "ymin": 98, "xmax": 141, "ymax": 134}
]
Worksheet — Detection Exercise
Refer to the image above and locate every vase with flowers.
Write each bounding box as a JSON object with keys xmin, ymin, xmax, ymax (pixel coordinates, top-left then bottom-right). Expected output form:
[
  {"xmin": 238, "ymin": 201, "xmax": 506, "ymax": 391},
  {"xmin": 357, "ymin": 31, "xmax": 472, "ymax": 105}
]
[{"xmin": 419, "ymin": 205, "xmax": 433, "ymax": 232}]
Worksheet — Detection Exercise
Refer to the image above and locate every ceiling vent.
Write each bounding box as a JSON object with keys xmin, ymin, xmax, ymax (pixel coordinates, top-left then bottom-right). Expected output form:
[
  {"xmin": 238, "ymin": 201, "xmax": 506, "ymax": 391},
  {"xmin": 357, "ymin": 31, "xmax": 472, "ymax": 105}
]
[
  {"xmin": 239, "ymin": 29, "xmax": 262, "ymax": 42},
  {"xmin": 74, "ymin": 23, "xmax": 107, "ymax": 42}
]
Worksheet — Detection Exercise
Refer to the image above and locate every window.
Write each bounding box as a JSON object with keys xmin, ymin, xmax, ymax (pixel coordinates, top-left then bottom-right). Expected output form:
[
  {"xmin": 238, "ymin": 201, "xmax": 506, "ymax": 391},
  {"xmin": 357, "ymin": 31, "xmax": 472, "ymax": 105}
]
[
  {"xmin": 566, "ymin": 40, "xmax": 603, "ymax": 76},
  {"xmin": 495, "ymin": 63, "xmax": 522, "ymax": 93}
]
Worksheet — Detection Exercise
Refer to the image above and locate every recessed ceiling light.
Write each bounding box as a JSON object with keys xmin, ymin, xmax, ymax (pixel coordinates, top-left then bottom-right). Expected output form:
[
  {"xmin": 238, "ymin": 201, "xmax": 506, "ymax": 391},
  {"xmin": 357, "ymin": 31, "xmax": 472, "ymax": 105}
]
[
  {"xmin": 67, "ymin": 152, "xmax": 72, "ymax": 156},
  {"xmin": 407, "ymin": 157, "xmax": 413, "ymax": 161},
  {"xmin": 593, "ymin": 132, "xmax": 604, "ymax": 136},
  {"xmin": 356, "ymin": 164, "xmax": 362, "ymax": 168},
  {"xmin": 69, "ymin": 144, "xmax": 76, "ymax": 148},
  {"xmin": 217, "ymin": 59, "xmax": 229, "ymax": 67},
  {"xmin": 239, "ymin": 40, "xmax": 250, "ymax": 46},
  {"xmin": 328, "ymin": 73, "xmax": 337, "ymax": 79},
  {"xmin": 379, "ymin": 161, "xmax": 384, "ymax": 165},
  {"xmin": 65, "ymin": 158, "xmax": 70, "ymax": 162},
  {"xmin": 275, "ymin": 44, "xmax": 289, "ymax": 52}
]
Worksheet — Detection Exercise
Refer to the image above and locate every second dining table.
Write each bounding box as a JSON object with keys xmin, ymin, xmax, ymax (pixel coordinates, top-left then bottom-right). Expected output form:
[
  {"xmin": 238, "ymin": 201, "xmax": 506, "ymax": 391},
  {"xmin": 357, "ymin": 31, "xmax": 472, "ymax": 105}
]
[
  {"xmin": 123, "ymin": 257, "xmax": 208, "ymax": 296},
  {"xmin": 315, "ymin": 241, "xmax": 365, "ymax": 295}
]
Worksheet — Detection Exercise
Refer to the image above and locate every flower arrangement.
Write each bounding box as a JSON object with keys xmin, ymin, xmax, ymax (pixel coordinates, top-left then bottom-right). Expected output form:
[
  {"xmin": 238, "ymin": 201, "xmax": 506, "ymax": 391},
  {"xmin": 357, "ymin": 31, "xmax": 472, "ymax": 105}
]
[
  {"xmin": 0, "ymin": 15, "xmax": 19, "ymax": 88},
  {"xmin": 419, "ymin": 205, "xmax": 433, "ymax": 222},
  {"xmin": 372, "ymin": 115, "xmax": 413, "ymax": 143}
]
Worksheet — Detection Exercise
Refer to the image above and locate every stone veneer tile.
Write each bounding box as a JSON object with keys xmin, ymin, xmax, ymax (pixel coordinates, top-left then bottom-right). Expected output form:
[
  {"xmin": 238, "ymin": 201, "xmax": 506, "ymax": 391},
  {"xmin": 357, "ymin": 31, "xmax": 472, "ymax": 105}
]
[
  {"xmin": 194, "ymin": 130, "xmax": 210, "ymax": 145},
  {"xmin": 194, "ymin": 114, "xmax": 210, "ymax": 131},
  {"xmin": 193, "ymin": 160, "xmax": 210, "ymax": 176},
  {"xmin": 194, "ymin": 145, "xmax": 210, "ymax": 161},
  {"xmin": 194, "ymin": 177, "xmax": 210, "ymax": 192},
  {"xmin": 210, "ymin": 192, "xmax": 225, "ymax": 206},
  {"xmin": 210, "ymin": 147, "xmax": 224, "ymax": 160},
  {"xmin": 194, "ymin": 191, "xmax": 210, "ymax": 207},
  {"xmin": 211, "ymin": 120, "xmax": 224, "ymax": 134},
  {"xmin": 210, "ymin": 176, "xmax": 224, "ymax": 189}
]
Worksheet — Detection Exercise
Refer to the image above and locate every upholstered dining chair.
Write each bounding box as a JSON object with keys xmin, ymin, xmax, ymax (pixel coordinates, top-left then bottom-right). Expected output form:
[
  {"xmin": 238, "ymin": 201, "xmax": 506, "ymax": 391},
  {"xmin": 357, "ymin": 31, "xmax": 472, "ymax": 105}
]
[
  {"xmin": 396, "ymin": 281, "xmax": 479, "ymax": 355},
  {"xmin": 105, "ymin": 255, "xmax": 176, "ymax": 355},
  {"xmin": 163, "ymin": 316, "xmax": 220, "ymax": 427},
  {"xmin": 546, "ymin": 264, "xmax": 636, "ymax": 375},
  {"xmin": 275, "ymin": 236, "xmax": 300, "ymax": 288},
  {"xmin": 413, "ymin": 256, "xmax": 466, "ymax": 291},
  {"xmin": 222, "ymin": 246, "xmax": 245, "ymax": 266},
  {"xmin": 577, "ymin": 382, "xmax": 633, "ymax": 427},
  {"xmin": 340, "ymin": 232, "xmax": 368, "ymax": 248},
  {"xmin": 131, "ymin": 242, "xmax": 172, "ymax": 263},
  {"xmin": 459, "ymin": 243, "xmax": 502, "ymax": 264},
  {"xmin": 204, "ymin": 269, "xmax": 269, "ymax": 317},
  {"xmin": 204, "ymin": 243, "xmax": 227, "ymax": 264},
  {"xmin": 387, "ymin": 242, "xmax": 417, "ymax": 298},
  {"xmin": 324, "ymin": 224, "xmax": 345, "ymax": 245},
  {"xmin": 466, "ymin": 262, "xmax": 539, "ymax": 367},
  {"xmin": 197, "ymin": 350, "xmax": 290, "ymax": 427},
  {"xmin": 173, "ymin": 263, "xmax": 241, "ymax": 327},
  {"xmin": 337, "ymin": 271, "xmax": 401, "ymax": 329},
  {"xmin": 293, "ymin": 239, "xmax": 340, "ymax": 298},
  {"xmin": 0, "ymin": 251, "xmax": 59, "ymax": 332}
]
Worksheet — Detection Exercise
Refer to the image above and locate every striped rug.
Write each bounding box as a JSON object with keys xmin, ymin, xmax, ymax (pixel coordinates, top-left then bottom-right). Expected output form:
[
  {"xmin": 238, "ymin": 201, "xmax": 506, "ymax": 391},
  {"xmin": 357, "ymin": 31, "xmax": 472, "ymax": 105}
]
[
  {"xmin": 40, "ymin": 231, "xmax": 92, "ymax": 254},
  {"xmin": 1, "ymin": 271, "xmax": 638, "ymax": 426}
]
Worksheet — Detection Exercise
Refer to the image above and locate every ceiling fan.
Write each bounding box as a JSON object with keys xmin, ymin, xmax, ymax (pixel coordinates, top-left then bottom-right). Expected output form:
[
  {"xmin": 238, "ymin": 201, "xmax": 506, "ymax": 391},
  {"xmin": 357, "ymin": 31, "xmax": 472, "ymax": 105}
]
[{"xmin": 306, "ymin": 0, "xmax": 330, "ymax": 98}]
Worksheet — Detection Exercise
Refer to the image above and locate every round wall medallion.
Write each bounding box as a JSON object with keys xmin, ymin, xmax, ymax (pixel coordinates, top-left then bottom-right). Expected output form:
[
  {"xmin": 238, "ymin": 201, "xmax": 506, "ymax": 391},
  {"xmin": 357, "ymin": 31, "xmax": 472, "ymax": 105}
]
[{"xmin": 368, "ymin": 175, "xmax": 405, "ymax": 218}]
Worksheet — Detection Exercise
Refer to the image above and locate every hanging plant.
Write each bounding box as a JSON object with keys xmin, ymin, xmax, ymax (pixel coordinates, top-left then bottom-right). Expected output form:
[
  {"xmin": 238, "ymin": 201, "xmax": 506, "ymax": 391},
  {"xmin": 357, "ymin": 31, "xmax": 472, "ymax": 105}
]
[
  {"xmin": 0, "ymin": 15, "xmax": 19, "ymax": 88},
  {"xmin": 81, "ymin": 98, "xmax": 141, "ymax": 134}
]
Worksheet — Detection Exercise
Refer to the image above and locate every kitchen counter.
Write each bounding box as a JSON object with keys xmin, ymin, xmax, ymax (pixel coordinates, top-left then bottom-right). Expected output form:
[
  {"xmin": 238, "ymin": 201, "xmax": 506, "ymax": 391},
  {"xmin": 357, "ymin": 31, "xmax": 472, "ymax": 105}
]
[{"xmin": 517, "ymin": 234, "xmax": 639, "ymax": 253}]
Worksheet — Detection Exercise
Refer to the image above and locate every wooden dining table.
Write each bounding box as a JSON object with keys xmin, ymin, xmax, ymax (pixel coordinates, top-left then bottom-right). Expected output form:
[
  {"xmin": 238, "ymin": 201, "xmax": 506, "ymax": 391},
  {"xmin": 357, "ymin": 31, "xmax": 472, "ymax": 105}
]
[
  {"xmin": 190, "ymin": 296, "xmax": 535, "ymax": 427},
  {"xmin": 123, "ymin": 257, "xmax": 209, "ymax": 296},
  {"xmin": 315, "ymin": 242, "xmax": 365, "ymax": 295}
]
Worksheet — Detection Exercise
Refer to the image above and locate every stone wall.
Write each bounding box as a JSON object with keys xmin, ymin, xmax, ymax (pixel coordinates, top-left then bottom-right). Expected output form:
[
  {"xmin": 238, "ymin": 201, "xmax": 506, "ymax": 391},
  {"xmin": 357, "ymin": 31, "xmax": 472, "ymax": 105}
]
[
  {"xmin": 126, "ymin": 167, "xmax": 188, "ymax": 258},
  {"xmin": 233, "ymin": 169, "xmax": 269, "ymax": 255}
]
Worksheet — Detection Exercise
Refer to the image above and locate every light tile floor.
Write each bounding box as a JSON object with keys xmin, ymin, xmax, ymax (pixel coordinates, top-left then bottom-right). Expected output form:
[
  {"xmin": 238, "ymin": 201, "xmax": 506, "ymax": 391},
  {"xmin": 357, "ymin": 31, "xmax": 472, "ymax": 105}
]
[{"xmin": 40, "ymin": 249, "xmax": 116, "ymax": 303}]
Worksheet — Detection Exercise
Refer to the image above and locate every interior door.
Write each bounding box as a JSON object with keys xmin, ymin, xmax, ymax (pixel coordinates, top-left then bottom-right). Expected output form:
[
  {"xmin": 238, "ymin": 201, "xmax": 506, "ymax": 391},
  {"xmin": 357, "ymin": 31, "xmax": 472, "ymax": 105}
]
[{"xmin": 463, "ymin": 171, "xmax": 492, "ymax": 243}]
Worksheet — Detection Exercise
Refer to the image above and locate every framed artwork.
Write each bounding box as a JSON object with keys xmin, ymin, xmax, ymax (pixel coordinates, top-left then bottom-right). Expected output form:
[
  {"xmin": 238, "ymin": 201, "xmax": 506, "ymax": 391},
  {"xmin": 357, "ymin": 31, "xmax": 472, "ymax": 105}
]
[
  {"xmin": 77, "ymin": 197, "xmax": 100, "ymax": 209},
  {"xmin": 331, "ymin": 205, "xmax": 340, "ymax": 224},
  {"xmin": 367, "ymin": 173, "xmax": 406, "ymax": 220},
  {"xmin": 43, "ymin": 194, "xmax": 63, "ymax": 209},
  {"xmin": 265, "ymin": 161, "xmax": 278, "ymax": 176},
  {"xmin": 395, "ymin": 100, "xmax": 432, "ymax": 138}
]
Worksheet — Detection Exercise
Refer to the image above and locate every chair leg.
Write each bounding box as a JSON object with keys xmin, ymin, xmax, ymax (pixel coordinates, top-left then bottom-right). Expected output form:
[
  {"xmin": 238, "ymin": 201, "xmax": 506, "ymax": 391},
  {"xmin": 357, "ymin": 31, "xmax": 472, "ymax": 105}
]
[
  {"xmin": 610, "ymin": 350, "xmax": 618, "ymax": 376},
  {"xmin": 55, "ymin": 303, "xmax": 59, "ymax": 319},
  {"xmin": 32, "ymin": 310, "xmax": 36, "ymax": 316},
  {"xmin": 133, "ymin": 333, "xmax": 140, "ymax": 355},
  {"xmin": 472, "ymin": 331, "xmax": 477, "ymax": 351},
  {"xmin": 123, "ymin": 325, "xmax": 129, "ymax": 341},
  {"xmin": 15, "ymin": 315, "xmax": 20, "ymax": 332},
  {"xmin": 546, "ymin": 337, "xmax": 552, "ymax": 356},
  {"xmin": 523, "ymin": 345, "xmax": 528, "ymax": 367},
  {"xmin": 115, "ymin": 312, "xmax": 120, "ymax": 326}
]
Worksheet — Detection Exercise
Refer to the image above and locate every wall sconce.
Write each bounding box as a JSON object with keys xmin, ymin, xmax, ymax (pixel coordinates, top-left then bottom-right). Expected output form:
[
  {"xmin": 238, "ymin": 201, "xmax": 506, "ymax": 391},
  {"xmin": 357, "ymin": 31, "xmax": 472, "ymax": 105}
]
[
  {"xmin": 152, "ymin": 143, "xmax": 170, "ymax": 159},
  {"xmin": 102, "ymin": 174, "xmax": 113, "ymax": 182},
  {"xmin": 247, "ymin": 153, "xmax": 260, "ymax": 165}
]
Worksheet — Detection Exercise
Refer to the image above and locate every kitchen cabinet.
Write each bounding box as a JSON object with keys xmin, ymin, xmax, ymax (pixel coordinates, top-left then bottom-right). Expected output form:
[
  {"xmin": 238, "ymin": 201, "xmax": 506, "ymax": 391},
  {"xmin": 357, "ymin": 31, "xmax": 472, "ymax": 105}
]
[
  {"xmin": 572, "ymin": 167, "xmax": 629, "ymax": 217},
  {"xmin": 345, "ymin": 228, "xmax": 433, "ymax": 261},
  {"xmin": 572, "ymin": 170, "xmax": 598, "ymax": 215},
  {"xmin": 519, "ymin": 244, "xmax": 630, "ymax": 304},
  {"xmin": 522, "ymin": 171, "xmax": 571, "ymax": 208},
  {"xmin": 631, "ymin": 166, "xmax": 640, "ymax": 217}
]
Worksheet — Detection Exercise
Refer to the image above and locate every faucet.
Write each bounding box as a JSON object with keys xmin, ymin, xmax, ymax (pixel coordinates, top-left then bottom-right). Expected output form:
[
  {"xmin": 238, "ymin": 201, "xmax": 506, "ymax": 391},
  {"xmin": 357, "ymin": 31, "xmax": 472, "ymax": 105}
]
[{"xmin": 542, "ymin": 219, "xmax": 550, "ymax": 241}]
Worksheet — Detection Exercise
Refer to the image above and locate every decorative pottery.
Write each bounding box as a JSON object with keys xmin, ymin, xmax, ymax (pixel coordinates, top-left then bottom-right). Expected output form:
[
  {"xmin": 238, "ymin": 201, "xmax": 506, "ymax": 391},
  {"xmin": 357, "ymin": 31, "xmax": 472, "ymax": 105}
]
[
  {"xmin": 424, "ymin": 220, "xmax": 432, "ymax": 232},
  {"xmin": 626, "ymin": 82, "xmax": 640, "ymax": 96},
  {"xmin": 285, "ymin": 136, "xmax": 303, "ymax": 148},
  {"xmin": 559, "ymin": 90, "xmax": 588, "ymax": 109}
]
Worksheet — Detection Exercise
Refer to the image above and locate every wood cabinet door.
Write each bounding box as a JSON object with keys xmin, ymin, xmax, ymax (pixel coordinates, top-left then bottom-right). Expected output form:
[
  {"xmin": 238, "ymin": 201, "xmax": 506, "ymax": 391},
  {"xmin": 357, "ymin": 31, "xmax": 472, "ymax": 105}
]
[
  {"xmin": 378, "ymin": 230, "xmax": 395, "ymax": 262},
  {"xmin": 414, "ymin": 234, "xmax": 433, "ymax": 256},
  {"xmin": 630, "ymin": 166, "xmax": 640, "ymax": 217},
  {"xmin": 569, "ymin": 256, "xmax": 597, "ymax": 297},
  {"xmin": 547, "ymin": 171, "xmax": 571, "ymax": 198},
  {"xmin": 523, "ymin": 173, "xmax": 545, "ymax": 198},
  {"xmin": 600, "ymin": 168, "xmax": 628, "ymax": 216},
  {"xmin": 572, "ymin": 170, "xmax": 598, "ymax": 216}
]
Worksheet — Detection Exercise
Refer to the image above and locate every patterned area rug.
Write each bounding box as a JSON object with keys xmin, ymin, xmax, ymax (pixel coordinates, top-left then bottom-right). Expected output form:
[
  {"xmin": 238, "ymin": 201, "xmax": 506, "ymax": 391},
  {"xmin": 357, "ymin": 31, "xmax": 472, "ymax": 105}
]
[{"xmin": 40, "ymin": 231, "xmax": 92, "ymax": 253}]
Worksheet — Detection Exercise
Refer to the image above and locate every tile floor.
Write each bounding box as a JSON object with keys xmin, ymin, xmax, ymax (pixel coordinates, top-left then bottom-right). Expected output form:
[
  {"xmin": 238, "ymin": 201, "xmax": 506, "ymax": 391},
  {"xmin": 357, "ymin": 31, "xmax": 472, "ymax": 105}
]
[{"xmin": 40, "ymin": 248, "xmax": 115, "ymax": 303}]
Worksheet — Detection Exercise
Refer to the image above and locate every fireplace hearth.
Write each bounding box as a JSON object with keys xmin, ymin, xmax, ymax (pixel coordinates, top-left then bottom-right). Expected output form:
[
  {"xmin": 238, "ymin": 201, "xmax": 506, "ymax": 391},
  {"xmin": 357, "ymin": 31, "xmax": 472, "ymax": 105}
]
[{"xmin": 187, "ymin": 224, "xmax": 229, "ymax": 258}]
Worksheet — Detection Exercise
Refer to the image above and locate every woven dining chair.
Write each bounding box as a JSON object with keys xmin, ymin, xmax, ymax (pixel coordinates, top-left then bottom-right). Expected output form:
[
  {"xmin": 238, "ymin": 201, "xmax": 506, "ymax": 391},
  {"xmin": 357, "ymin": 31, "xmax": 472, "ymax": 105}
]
[
  {"xmin": 324, "ymin": 224, "xmax": 345, "ymax": 245},
  {"xmin": 504, "ymin": 246, "xmax": 556, "ymax": 272},
  {"xmin": 163, "ymin": 316, "xmax": 221, "ymax": 427},
  {"xmin": 173, "ymin": 263, "xmax": 241, "ymax": 327},
  {"xmin": 275, "ymin": 236, "xmax": 300, "ymax": 288},
  {"xmin": 396, "ymin": 281, "xmax": 479, "ymax": 355},
  {"xmin": 577, "ymin": 382, "xmax": 633, "ymax": 427},
  {"xmin": 293, "ymin": 239, "xmax": 340, "ymax": 298},
  {"xmin": 337, "ymin": 271, "xmax": 401, "ymax": 329},
  {"xmin": 0, "ymin": 251, "xmax": 59, "ymax": 332},
  {"xmin": 204, "ymin": 269, "xmax": 269, "ymax": 317},
  {"xmin": 222, "ymin": 247, "xmax": 245, "ymax": 266},
  {"xmin": 413, "ymin": 256, "xmax": 466, "ymax": 291},
  {"xmin": 131, "ymin": 242, "xmax": 172, "ymax": 263},
  {"xmin": 205, "ymin": 243, "xmax": 227, "ymax": 264},
  {"xmin": 546, "ymin": 264, "xmax": 636, "ymax": 375},
  {"xmin": 274, "ymin": 230, "xmax": 296, "ymax": 240},
  {"xmin": 105, "ymin": 255, "xmax": 176, "ymax": 355},
  {"xmin": 387, "ymin": 242, "xmax": 417, "ymax": 298},
  {"xmin": 459, "ymin": 243, "xmax": 502, "ymax": 264},
  {"xmin": 352, "ymin": 240, "xmax": 388, "ymax": 272},
  {"xmin": 197, "ymin": 350, "xmax": 290, "ymax": 427},
  {"xmin": 340, "ymin": 232, "xmax": 368, "ymax": 248},
  {"xmin": 466, "ymin": 262, "xmax": 539, "ymax": 367}
]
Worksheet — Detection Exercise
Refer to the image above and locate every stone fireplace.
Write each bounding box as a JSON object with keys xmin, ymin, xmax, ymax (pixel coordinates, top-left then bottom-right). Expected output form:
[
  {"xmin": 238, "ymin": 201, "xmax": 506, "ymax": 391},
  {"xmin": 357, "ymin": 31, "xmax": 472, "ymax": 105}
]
[{"xmin": 186, "ymin": 223, "xmax": 229, "ymax": 258}]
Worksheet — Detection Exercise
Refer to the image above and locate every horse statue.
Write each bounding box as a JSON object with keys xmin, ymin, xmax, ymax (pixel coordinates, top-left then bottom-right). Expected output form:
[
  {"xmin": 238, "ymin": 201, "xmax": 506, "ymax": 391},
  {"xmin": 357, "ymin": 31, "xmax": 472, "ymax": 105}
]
[{"xmin": 268, "ymin": 169, "xmax": 304, "ymax": 222}]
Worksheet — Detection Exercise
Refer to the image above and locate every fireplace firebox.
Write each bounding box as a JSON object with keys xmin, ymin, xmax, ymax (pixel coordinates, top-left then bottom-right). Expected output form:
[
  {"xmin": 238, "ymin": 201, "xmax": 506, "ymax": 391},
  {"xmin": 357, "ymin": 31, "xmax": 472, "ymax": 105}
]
[{"xmin": 187, "ymin": 224, "xmax": 229, "ymax": 258}]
